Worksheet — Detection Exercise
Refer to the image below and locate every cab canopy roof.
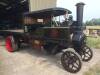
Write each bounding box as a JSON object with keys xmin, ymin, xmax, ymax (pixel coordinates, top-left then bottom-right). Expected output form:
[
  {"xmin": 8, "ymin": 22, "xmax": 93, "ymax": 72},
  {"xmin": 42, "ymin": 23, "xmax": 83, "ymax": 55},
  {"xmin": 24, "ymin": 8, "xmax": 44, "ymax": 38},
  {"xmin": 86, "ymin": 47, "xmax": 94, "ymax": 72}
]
[{"xmin": 24, "ymin": 7, "xmax": 72, "ymax": 18}]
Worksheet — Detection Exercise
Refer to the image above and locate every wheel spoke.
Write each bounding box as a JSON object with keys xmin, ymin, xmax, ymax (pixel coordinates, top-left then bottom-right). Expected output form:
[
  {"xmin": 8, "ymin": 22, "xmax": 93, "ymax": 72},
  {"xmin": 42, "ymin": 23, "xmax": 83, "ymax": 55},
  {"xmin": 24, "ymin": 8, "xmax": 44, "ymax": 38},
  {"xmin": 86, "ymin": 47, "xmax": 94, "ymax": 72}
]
[
  {"xmin": 73, "ymin": 64, "xmax": 78, "ymax": 69},
  {"xmin": 84, "ymin": 51, "xmax": 91, "ymax": 57},
  {"xmin": 71, "ymin": 62, "xmax": 79, "ymax": 71}
]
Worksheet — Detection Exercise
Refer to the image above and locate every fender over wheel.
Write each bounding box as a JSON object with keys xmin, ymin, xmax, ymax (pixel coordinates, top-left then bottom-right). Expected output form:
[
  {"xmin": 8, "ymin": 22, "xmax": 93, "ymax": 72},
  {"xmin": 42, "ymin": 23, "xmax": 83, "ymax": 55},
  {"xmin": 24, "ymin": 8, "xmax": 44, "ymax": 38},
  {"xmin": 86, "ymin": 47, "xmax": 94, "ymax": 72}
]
[
  {"xmin": 5, "ymin": 36, "xmax": 19, "ymax": 52},
  {"xmin": 61, "ymin": 49, "xmax": 82, "ymax": 73}
]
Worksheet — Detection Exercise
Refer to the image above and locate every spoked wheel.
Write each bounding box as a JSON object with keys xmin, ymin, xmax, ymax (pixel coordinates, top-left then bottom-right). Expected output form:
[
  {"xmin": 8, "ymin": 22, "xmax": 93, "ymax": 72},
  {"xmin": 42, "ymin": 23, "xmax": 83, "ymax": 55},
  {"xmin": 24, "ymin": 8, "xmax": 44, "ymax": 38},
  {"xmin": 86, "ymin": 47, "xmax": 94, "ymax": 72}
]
[
  {"xmin": 61, "ymin": 50, "xmax": 82, "ymax": 73},
  {"xmin": 5, "ymin": 36, "xmax": 18, "ymax": 52},
  {"xmin": 81, "ymin": 45, "xmax": 93, "ymax": 62}
]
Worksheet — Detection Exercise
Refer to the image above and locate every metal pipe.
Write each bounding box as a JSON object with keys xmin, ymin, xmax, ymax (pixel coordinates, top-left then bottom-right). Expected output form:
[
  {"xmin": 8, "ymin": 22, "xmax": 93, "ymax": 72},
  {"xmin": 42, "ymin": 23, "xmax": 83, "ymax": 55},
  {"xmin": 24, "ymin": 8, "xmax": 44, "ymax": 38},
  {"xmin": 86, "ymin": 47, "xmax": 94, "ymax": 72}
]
[{"xmin": 76, "ymin": 2, "xmax": 85, "ymax": 26}]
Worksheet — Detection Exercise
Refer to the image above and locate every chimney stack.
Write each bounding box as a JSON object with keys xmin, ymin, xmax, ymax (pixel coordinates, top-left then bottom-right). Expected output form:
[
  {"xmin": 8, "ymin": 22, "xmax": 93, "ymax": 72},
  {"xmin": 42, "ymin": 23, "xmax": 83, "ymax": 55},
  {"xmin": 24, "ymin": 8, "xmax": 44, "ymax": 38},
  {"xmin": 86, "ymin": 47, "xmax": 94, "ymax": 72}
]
[{"xmin": 76, "ymin": 2, "xmax": 85, "ymax": 27}]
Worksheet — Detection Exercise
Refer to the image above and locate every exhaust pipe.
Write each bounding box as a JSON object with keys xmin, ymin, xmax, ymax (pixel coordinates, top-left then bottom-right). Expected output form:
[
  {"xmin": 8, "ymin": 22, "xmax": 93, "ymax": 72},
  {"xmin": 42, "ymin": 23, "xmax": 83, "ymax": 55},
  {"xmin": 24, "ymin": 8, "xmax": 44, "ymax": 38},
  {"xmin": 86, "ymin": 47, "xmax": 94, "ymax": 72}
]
[{"xmin": 76, "ymin": 2, "xmax": 85, "ymax": 27}]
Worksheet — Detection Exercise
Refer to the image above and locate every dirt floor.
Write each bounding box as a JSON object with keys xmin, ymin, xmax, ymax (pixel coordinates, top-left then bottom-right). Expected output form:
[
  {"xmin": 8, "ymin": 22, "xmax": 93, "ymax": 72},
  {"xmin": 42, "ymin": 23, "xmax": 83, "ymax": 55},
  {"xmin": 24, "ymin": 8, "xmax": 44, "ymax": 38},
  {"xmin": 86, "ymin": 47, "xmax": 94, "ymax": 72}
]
[{"xmin": 0, "ymin": 38, "xmax": 100, "ymax": 75}]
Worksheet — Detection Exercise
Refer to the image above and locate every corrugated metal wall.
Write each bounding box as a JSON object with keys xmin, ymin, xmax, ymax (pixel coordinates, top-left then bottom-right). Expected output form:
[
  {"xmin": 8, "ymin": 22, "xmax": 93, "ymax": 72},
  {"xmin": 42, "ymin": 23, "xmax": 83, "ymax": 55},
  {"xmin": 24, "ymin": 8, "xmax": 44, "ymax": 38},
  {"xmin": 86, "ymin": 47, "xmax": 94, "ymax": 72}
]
[{"xmin": 29, "ymin": 0, "xmax": 57, "ymax": 11}]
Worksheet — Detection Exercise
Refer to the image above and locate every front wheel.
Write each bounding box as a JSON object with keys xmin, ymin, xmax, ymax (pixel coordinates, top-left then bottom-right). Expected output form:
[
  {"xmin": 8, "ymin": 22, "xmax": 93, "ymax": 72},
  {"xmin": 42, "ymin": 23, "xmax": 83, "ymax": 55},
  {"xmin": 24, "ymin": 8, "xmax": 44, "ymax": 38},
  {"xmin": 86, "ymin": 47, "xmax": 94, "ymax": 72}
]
[
  {"xmin": 61, "ymin": 49, "xmax": 82, "ymax": 73},
  {"xmin": 81, "ymin": 45, "xmax": 93, "ymax": 62},
  {"xmin": 5, "ymin": 36, "xmax": 19, "ymax": 52}
]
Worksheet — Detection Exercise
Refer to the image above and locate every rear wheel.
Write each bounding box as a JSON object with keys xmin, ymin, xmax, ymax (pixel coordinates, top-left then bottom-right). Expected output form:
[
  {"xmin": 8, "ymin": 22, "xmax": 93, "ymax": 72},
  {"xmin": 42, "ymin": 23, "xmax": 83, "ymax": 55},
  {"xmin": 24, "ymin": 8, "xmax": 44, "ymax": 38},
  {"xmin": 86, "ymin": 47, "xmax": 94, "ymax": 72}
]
[
  {"xmin": 5, "ymin": 36, "xmax": 19, "ymax": 52},
  {"xmin": 61, "ymin": 49, "xmax": 82, "ymax": 73}
]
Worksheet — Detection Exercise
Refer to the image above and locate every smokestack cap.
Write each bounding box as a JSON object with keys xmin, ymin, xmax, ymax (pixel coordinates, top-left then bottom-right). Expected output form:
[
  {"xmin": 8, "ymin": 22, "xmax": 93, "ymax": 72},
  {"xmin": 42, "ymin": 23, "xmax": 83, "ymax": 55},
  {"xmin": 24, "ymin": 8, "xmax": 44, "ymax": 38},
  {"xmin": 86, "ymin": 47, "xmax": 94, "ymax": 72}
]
[{"xmin": 76, "ymin": 2, "xmax": 85, "ymax": 6}]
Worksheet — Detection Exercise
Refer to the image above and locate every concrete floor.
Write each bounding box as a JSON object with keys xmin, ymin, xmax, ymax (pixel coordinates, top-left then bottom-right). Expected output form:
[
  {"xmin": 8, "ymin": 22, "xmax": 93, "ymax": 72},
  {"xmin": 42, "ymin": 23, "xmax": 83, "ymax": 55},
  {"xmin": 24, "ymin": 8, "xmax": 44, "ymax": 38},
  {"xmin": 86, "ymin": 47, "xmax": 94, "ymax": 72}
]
[{"xmin": 0, "ymin": 38, "xmax": 100, "ymax": 75}]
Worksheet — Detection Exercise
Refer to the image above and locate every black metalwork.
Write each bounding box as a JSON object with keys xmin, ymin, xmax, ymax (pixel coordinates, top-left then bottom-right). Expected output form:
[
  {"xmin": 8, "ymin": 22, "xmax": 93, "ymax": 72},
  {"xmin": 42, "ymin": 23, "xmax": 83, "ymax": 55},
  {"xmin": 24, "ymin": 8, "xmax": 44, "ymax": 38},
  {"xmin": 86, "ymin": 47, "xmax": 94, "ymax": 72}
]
[
  {"xmin": 72, "ymin": 2, "xmax": 93, "ymax": 62},
  {"xmin": 80, "ymin": 45, "xmax": 93, "ymax": 61},
  {"xmin": 0, "ymin": 0, "xmax": 29, "ymax": 29},
  {"xmin": 61, "ymin": 50, "xmax": 82, "ymax": 73},
  {"xmin": 3, "ymin": 2, "xmax": 93, "ymax": 73}
]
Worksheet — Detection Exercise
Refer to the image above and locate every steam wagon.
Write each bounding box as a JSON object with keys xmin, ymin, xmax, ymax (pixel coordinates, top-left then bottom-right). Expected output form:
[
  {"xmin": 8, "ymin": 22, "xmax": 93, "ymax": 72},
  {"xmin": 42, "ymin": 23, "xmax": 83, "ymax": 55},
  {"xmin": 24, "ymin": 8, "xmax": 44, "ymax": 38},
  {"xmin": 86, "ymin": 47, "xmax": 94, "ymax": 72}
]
[{"xmin": 5, "ymin": 2, "xmax": 93, "ymax": 73}]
